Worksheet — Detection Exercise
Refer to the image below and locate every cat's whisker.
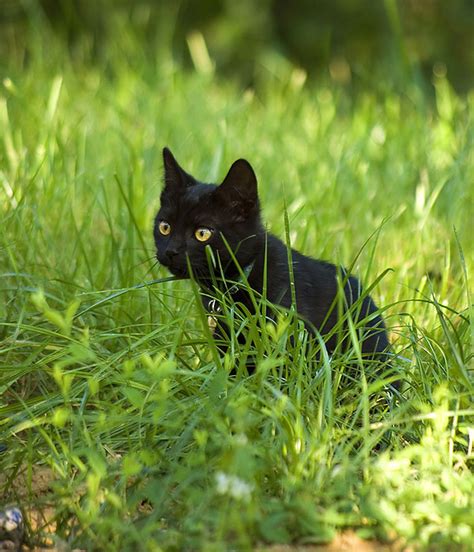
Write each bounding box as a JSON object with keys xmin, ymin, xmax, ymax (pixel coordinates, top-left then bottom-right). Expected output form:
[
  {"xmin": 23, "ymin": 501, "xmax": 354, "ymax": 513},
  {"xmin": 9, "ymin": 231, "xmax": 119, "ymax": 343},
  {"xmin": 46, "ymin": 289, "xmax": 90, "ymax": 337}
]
[
  {"xmin": 121, "ymin": 247, "xmax": 158, "ymax": 253},
  {"xmin": 130, "ymin": 256, "xmax": 160, "ymax": 270},
  {"xmin": 141, "ymin": 260, "xmax": 161, "ymax": 278}
]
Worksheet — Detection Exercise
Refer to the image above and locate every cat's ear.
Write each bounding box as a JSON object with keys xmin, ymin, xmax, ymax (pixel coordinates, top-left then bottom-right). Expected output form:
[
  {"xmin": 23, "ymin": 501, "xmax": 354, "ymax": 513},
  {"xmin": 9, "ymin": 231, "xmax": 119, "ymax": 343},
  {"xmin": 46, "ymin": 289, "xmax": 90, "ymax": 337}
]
[
  {"xmin": 162, "ymin": 147, "xmax": 195, "ymax": 191},
  {"xmin": 216, "ymin": 159, "xmax": 258, "ymax": 216}
]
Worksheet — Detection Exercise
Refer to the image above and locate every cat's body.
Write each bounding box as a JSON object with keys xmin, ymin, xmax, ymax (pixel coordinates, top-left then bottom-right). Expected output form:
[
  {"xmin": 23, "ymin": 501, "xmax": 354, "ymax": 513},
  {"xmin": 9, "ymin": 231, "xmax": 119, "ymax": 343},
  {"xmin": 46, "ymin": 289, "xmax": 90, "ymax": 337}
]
[{"xmin": 154, "ymin": 148, "xmax": 390, "ymax": 359}]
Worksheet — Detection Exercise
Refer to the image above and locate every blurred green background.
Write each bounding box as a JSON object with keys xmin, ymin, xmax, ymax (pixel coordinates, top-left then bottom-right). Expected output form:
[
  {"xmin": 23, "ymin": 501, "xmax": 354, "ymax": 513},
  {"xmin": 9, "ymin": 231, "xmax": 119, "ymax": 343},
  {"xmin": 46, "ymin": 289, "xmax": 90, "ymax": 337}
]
[{"xmin": 1, "ymin": 0, "xmax": 473, "ymax": 93}]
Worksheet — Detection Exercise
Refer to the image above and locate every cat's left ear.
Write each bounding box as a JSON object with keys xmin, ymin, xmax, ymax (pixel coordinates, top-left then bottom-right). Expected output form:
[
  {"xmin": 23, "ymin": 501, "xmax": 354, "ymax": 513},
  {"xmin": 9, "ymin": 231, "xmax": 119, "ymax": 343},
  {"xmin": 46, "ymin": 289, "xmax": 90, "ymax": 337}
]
[
  {"xmin": 216, "ymin": 159, "xmax": 258, "ymax": 216},
  {"xmin": 162, "ymin": 147, "xmax": 195, "ymax": 192}
]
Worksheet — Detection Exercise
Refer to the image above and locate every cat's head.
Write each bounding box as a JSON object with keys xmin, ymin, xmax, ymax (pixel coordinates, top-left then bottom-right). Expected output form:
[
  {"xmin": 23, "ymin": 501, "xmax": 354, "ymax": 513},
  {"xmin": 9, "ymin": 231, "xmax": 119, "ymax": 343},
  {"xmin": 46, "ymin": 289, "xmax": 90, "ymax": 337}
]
[{"xmin": 154, "ymin": 148, "xmax": 264, "ymax": 281}]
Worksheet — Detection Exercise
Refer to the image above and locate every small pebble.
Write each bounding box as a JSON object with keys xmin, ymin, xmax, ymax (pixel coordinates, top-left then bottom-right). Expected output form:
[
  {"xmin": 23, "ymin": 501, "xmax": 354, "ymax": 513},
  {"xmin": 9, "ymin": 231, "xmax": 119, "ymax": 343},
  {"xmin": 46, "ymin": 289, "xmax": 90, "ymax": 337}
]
[{"xmin": 0, "ymin": 507, "xmax": 24, "ymax": 552}]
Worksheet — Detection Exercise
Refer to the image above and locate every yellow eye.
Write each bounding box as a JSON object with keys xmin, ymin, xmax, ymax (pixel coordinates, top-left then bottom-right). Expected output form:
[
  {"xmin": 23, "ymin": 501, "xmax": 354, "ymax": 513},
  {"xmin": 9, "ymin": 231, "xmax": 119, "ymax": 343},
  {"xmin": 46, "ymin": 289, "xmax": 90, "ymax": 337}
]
[
  {"xmin": 195, "ymin": 227, "xmax": 213, "ymax": 242},
  {"xmin": 159, "ymin": 221, "xmax": 171, "ymax": 235}
]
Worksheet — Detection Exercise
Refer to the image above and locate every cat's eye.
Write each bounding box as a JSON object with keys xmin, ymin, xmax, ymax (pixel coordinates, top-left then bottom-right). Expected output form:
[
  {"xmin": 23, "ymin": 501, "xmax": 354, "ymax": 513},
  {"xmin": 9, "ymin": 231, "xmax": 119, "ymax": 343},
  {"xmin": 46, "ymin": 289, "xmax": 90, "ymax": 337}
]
[
  {"xmin": 195, "ymin": 227, "xmax": 213, "ymax": 242},
  {"xmin": 159, "ymin": 221, "xmax": 171, "ymax": 236}
]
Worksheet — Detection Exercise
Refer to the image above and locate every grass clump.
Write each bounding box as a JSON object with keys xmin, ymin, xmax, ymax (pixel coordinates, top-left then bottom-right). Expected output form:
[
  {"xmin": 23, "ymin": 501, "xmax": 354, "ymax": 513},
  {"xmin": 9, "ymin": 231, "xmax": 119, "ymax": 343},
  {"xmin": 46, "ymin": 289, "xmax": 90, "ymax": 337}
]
[{"xmin": 1, "ymin": 20, "xmax": 473, "ymax": 552}]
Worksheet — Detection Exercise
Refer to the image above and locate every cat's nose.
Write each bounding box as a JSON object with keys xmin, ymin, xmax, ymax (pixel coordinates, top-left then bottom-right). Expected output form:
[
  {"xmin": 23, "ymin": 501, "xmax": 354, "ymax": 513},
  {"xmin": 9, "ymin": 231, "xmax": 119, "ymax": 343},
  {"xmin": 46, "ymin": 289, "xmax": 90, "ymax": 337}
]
[{"xmin": 165, "ymin": 248, "xmax": 179, "ymax": 260}]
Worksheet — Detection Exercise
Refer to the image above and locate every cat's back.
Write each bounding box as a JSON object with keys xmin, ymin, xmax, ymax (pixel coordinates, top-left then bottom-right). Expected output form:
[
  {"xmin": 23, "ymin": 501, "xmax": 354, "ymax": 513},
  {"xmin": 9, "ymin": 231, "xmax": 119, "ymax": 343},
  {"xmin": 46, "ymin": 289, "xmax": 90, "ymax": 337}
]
[
  {"xmin": 261, "ymin": 235, "xmax": 339, "ymax": 319},
  {"xmin": 262, "ymin": 236, "xmax": 383, "ymax": 340}
]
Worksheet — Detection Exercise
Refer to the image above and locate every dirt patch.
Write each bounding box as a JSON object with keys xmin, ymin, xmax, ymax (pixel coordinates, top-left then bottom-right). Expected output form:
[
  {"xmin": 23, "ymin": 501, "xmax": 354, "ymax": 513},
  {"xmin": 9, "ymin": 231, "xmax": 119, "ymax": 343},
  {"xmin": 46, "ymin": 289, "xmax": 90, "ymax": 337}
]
[
  {"xmin": 1, "ymin": 466, "xmax": 55, "ymax": 498},
  {"xmin": 2, "ymin": 467, "xmax": 406, "ymax": 552},
  {"xmin": 1, "ymin": 466, "xmax": 68, "ymax": 551},
  {"xmin": 259, "ymin": 532, "xmax": 407, "ymax": 551}
]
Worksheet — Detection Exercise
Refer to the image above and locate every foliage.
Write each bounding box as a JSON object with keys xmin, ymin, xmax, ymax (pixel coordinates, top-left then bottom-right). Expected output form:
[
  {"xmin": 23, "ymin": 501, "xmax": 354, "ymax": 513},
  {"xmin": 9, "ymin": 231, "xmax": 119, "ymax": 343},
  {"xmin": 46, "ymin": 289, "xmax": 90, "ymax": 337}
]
[
  {"xmin": 0, "ymin": 15, "xmax": 473, "ymax": 551},
  {"xmin": 1, "ymin": 0, "xmax": 474, "ymax": 91}
]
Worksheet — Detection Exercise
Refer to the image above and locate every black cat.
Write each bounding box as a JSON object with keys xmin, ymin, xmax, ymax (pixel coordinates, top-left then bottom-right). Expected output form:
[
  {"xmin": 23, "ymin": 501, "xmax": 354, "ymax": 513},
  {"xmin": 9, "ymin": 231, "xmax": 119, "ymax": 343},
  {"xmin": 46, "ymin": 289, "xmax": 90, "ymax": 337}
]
[{"xmin": 154, "ymin": 148, "xmax": 390, "ymax": 360}]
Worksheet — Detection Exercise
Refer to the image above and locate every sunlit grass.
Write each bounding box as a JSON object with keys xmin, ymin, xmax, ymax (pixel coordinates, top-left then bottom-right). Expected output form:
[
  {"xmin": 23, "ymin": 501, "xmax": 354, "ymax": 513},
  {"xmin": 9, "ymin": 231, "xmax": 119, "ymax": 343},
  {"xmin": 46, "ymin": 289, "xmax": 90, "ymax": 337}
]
[{"xmin": 0, "ymin": 21, "xmax": 473, "ymax": 551}]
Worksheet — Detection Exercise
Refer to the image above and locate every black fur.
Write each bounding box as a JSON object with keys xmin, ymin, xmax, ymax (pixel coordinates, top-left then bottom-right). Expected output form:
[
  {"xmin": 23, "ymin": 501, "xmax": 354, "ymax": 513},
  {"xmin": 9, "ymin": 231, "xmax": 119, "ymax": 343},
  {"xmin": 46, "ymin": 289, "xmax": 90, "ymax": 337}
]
[{"xmin": 154, "ymin": 148, "xmax": 390, "ymax": 358}]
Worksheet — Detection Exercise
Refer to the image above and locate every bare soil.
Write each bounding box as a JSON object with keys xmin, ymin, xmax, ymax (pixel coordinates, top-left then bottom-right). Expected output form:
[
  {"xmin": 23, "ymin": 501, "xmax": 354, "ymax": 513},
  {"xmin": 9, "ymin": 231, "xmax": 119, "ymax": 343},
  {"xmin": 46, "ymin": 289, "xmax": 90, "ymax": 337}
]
[{"xmin": 2, "ymin": 466, "xmax": 405, "ymax": 552}]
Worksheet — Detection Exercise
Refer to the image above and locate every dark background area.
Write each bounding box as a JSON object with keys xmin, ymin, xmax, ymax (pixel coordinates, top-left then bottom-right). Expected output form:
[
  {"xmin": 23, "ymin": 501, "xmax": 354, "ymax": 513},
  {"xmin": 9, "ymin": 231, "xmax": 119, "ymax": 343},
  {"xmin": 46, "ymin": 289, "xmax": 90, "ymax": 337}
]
[{"xmin": 1, "ymin": 0, "xmax": 473, "ymax": 92}]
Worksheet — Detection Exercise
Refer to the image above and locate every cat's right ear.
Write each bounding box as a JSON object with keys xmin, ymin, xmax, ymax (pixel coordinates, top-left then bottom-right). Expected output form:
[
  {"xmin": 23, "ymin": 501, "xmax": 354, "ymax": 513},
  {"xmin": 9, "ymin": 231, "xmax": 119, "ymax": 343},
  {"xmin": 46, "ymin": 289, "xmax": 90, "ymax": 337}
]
[
  {"xmin": 214, "ymin": 158, "xmax": 259, "ymax": 220},
  {"xmin": 162, "ymin": 147, "xmax": 195, "ymax": 191}
]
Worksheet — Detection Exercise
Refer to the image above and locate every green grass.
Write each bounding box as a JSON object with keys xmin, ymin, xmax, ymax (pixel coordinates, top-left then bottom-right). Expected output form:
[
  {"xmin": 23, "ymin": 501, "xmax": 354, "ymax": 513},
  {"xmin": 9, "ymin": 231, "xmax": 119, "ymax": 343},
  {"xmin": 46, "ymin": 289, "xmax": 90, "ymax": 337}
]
[{"xmin": 1, "ymin": 23, "xmax": 473, "ymax": 552}]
